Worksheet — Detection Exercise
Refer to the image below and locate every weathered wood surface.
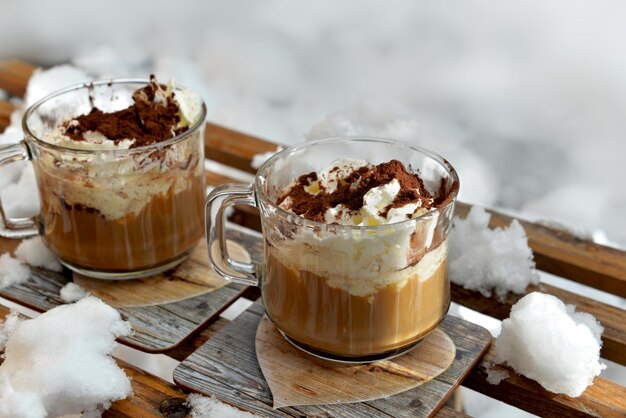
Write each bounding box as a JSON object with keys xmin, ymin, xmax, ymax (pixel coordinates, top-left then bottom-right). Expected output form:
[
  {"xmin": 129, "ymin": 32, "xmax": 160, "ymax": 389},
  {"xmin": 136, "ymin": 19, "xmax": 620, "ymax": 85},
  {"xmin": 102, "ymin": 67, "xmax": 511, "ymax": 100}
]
[
  {"xmin": 173, "ymin": 301, "xmax": 492, "ymax": 418},
  {"xmin": 256, "ymin": 316, "xmax": 456, "ymax": 409},
  {"xmin": 0, "ymin": 59, "xmax": 34, "ymax": 96},
  {"xmin": 0, "ymin": 99, "xmax": 15, "ymax": 131},
  {"xmin": 0, "ymin": 233, "xmax": 247, "ymax": 353},
  {"xmin": 205, "ymin": 122, "xmax": 278, "ymax": 174}
]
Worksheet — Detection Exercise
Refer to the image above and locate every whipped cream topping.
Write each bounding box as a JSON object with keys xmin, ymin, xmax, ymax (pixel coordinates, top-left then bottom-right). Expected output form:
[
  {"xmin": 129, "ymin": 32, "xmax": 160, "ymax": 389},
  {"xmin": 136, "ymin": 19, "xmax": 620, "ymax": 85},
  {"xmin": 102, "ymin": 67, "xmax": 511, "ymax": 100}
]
[
  {"xmin": 43, "ymin": 78, "xmax": 202, "ymax": 151},
  {"xmin": 278, "ymin": 158, "xmax": 436, "ymax": 226}
]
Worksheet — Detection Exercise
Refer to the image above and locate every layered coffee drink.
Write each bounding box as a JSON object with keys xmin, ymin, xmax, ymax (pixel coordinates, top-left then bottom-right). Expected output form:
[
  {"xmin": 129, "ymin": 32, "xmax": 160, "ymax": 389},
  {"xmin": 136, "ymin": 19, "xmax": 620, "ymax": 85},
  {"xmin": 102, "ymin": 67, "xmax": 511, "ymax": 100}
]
[
  {"xmin": 262, "ymin": 159, "xmax": 453, "ymax": 360},
  {"xmin": 33, "ymin": 78, "xmax": 205, "ymax": 276}
]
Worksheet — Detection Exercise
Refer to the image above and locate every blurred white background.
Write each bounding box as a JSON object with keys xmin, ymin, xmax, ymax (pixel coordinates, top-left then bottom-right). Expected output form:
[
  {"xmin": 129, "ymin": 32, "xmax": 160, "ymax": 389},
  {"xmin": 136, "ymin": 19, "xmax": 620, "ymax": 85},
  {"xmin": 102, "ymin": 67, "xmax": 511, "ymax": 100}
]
[
  {"xmin": 2, "ymin": 0, "xmax": 625, "ymax": 247},
  {"xmin": 2, "ymin": 1, "xmax": 626, "ymax": 417}
]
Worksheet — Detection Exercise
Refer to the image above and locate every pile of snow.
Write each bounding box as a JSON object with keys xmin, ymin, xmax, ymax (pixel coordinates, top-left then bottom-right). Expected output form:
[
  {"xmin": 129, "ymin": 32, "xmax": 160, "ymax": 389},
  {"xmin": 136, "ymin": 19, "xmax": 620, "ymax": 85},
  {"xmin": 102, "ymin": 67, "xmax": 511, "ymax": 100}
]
[
  {"xmin": 0, "ymin": 236, "xmax": 63, "ymax": 290},
  {"xmin": 60, "ymin": 282, "xmax": 89, "ymax": 303},
  {"xmin": 250, "ymin": 147, "xmax": 282, "ymax": 170},
  {"xmin": 0, "ymin": 253, "xmax": 30, "ymax": 288},
  {"xmin": 495, "ymin": 292, "xmax": 605, "ymax": 397},
  {"xmin": 186, "ymin": 393, "xmax": 258, "ymax": 418},
  {"xmin": 15, "ymin": 236, "xmax": 62, "ymax": 272},
  {"xmin": 0, "ymin": 297, "xmax": 133, "ymax": 418},
  {"xmin": 449, "ymin": 206, "xmax": 539, "ymax": 299}
]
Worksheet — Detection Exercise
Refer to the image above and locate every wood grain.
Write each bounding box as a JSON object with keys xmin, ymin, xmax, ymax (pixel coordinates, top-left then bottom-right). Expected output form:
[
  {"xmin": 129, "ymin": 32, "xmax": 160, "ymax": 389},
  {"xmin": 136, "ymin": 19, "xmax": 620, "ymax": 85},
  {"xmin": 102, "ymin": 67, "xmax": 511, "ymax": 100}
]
[
  {"xmin": 205, "ymin": 122, "xmax": 279, "ymax": 173},
  {"xmin": 256, "ymin": 316, "xmax": 456, "ymax": 409},
  {"xmin": 0, "ymin": 59, "xmax": 35, "ymax": 97},
  {"xmin": 173, "ymin": 301, "xmax": 491, "ymax": 418},
  {"xmin": 0, "ymin": 99, "xmax": 15, "ymax": 132}
]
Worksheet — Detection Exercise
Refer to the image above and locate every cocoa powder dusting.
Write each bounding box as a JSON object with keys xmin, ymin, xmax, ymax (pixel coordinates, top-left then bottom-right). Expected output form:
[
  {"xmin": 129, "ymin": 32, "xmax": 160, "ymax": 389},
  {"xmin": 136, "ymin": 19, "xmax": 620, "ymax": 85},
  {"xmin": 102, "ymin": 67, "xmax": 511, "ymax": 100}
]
[
  {"xmin": 278, "ymin": 159, "xmax": 446, "ymax": 222},
  {"xmin": 63, "ymin": 75, "xmax": 186, "ymax": 148}
]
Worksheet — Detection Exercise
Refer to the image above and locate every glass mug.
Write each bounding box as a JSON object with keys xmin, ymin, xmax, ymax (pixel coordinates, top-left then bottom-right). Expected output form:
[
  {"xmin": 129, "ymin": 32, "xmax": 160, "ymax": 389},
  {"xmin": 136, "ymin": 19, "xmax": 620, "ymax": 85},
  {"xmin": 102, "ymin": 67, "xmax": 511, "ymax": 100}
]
[
  {"xmin": 0, "ymin": 80, "xmax": 207, "ymax": 279},
  {"xmin": 207, "ymin": 138, "xmax": 459, "ymax": 362}
]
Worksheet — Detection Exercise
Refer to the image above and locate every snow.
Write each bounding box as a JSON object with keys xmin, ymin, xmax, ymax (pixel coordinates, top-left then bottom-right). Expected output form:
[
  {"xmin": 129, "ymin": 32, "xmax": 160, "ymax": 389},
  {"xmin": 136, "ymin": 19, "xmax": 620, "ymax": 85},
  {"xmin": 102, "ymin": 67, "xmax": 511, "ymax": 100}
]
[
  {"xmin": 186, "ymin": 393, "xmax": 258, "ymax": 418},
  {"xmin": 494, "ymin": 292, "xmax": 606, "ymax": 397},
  {"xmin": 23, "ymin": 65, "xmax": 91, "ymax": 107},
  {"xmin": 250, "ymin": 147, "xmax": 282, "ymax": 170},
  {"xmin": 15, "ymin": 236, "xmax": 62, "ymax": 272},
  {"xmin": 483, "ymin": 361, "xmax": 510, "ymax": 385},
  {"xmin": 0, "ymin": 253, "xmax": 30, "ymax": 289},
  {"xmin": 449, "ymin": 206, "xmax": 539, "ymax": 299},
  {"xmin": 0, "ymin": 297, "xmax": 133, "ymax": 418},
  {"xmin": 0, "ymin": 311, "xmax": 22, "ymax": 351},
  {"xmin": 59, "ymin": 282, "xmax": 89, "ymax": 303},
  {"xmin": 1, "ymin": 165, "xmax": 40, "ymax": 219}
]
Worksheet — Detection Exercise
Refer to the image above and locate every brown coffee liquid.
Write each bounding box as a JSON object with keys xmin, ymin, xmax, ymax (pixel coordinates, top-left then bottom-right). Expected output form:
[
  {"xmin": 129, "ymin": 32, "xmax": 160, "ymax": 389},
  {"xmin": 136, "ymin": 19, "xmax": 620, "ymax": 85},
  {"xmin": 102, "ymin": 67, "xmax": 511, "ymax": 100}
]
[
  {"xmin": 262, "ymin": 246, "xmax": 450, "ymax": 358},
  {"xmin": 36, "ymin": 171, "xmax": 204, "ymax": 273}
]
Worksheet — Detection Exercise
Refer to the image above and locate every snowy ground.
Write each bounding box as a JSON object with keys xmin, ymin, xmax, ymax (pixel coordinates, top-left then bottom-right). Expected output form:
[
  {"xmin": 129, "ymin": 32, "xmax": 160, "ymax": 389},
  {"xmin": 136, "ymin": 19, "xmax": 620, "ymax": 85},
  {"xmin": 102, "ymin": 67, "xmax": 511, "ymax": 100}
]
[{"xmin": 1, "ymin": 1, "xmax": 626, "ymax": 416}]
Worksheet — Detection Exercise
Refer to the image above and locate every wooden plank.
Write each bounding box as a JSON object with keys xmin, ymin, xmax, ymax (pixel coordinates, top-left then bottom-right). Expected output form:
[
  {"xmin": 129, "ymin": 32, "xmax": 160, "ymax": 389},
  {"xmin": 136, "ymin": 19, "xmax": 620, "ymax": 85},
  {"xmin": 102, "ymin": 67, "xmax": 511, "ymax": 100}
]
[
  {"xmin": 451, "ymin": 283, "xmax": 626, "ymax": 366},
  {"xmin": 0, "ymin": 60, "xmax": 35, "ymax": 97},
  {"xmin": 173, "ymin": 301, "xmax": 492, "ymax": 418},
  {"xmin": 0, "ymin": 99, "xmax": 15, "ymax": 132},
  {"xmin": 456, "ymin": 203, "xmax": 626, "ymax": 299},
  {"xmin": 463, "ymin": 347, "xmax": 626, "ymax": 418},
  {"xmin": 205, "ymin": 122, "xmax": 278, "ymax": 174},
  {"xmin": 205, "ymin": 170, "xmax": 243, "ymax": 187}
]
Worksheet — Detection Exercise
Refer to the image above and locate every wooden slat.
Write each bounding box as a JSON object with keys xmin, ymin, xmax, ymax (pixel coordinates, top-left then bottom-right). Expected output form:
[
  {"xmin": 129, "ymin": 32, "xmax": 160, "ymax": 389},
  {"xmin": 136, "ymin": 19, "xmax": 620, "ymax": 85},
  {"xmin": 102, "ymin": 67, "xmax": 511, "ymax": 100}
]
[
  {"xmin": 0, "ymin": 99, "xmax": 15, "ymax": 132},
  {"xmin": 456, "ymin": 203, "xmax": 626, "ymax": 299},
  {"xmin": 451, "ymin": 283, "xmax": 626, "ymax": 366},
  {"xmin": 463, "ymin": 346, "xmax": 626, "ymax": 418},
  {"xmin": 0, "ymin": 60, "xmax": 35, "ymax": 97},
  {"xmin": 205, "ymin": 170, "xmax": 242, "ymax": 187},
  {"xmin": 205, "ymin": 122, "xmax": 278, "ymax": 173}
]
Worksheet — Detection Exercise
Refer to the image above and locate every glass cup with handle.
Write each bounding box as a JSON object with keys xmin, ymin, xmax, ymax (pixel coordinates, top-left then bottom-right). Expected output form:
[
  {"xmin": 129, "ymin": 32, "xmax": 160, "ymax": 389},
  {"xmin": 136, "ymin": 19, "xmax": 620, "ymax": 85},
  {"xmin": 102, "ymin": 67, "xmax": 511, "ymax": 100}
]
[
  {"xmin": 206, "ymin": 137, "xmax": 459, "ymax": 362},
  {"xmin": 0, "ymin": 80, "xmax": 207, "ymax": 279}
]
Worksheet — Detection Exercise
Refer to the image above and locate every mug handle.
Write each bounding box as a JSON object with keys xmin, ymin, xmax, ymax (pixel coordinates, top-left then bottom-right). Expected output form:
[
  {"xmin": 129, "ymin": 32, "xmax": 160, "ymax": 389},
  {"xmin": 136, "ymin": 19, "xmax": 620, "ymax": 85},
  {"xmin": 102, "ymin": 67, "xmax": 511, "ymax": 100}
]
[
  {"xmin": 205, "ymin": 183, "xmax": 259, "ymax": 286},
  {"xmin": 0, "ymin": 141, "xmax": 38, "ymax": 239}
]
